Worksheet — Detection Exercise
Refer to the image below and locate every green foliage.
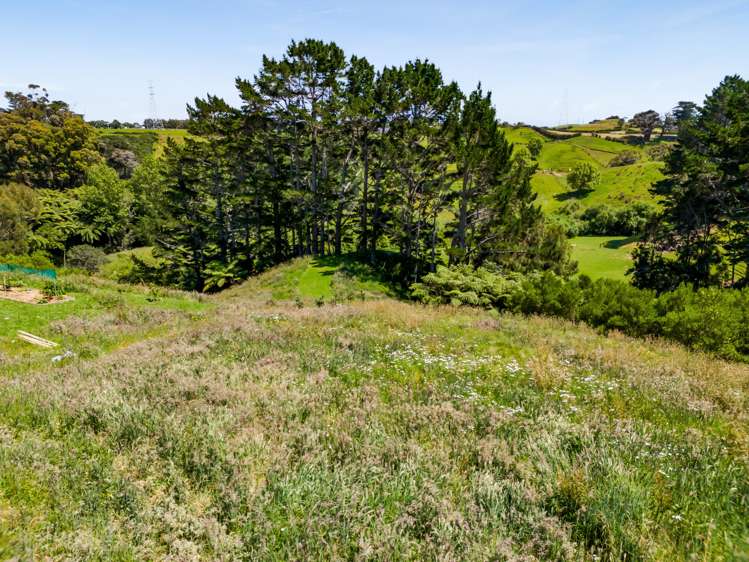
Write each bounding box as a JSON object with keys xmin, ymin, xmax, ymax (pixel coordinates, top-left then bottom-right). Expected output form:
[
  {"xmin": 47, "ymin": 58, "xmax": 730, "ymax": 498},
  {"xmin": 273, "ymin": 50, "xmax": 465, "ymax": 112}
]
[
  {"xmin": 578, "ymin": 202, "xmax": 656, "ymax": 236},
  {"xmin": 637, "ymin": 75, "xmax": 749, "ymax": 289},
  {"xmin": 0, "ymin": 250, "xmax": 54, "ymax": 269},
  {"xmin": 566, "ymin": 162, "xmax": 600, "ymax": 192},
  {"xmin": 526, "ymin": 136, "xmax": 543, "ymax": 158},
  {"xmin": 509, "ymin": 270, "xmax": 584, "ymax": 320},
  {"xmin": 608, "ymin": 150, "xmax": 639, "ymax": 167},
  {"xmin": 203, "ymin": 258, "xmax": 247, "ymax": 292},
  {"xmin": 0, "ymin": 183, "xmax": 39, "ymax": 254},
  {"xmin": 66, "ymin": 244, "xmax": 107, "ymax": 272},
  {"xmin": 41, "ymin": 279, "xmax": 68, "ymax": 298},
  {"xmin": 151, "ymin": 40, "xmax": 570, "ymax": 291},
  {"xmin": 74, "ymin": 164, "xmax": 133, "ymax": 249},
  {"xmin": 410, "ymin": 265, "xmax": 518, "ymax": 307},
  {"xmin": 413, "ymin": 266, "xmax": 749, "ymax": 360},
  {"xmin": 0, "ymin": 86, "xmax": 101, "ymax": 189},
  {"xmin": 645, "ymin": 143, "xmax": 672, "ymax": 162},
  {"xmin": 128, "ymin": 155, "xmax": 166, "ymax": 246},
  {"xmin": 629, "ymin": 110, "xmax": 661, "ymax": 142},
  {"xmin": 29, "ymin": 188, "xmax": 80, "ymax": 252},
  {"xmin": 97, "ymin": 130, "xmax": 159, "ymax": 161},
  {"xmin": 656, "ymin": 285, "xmax": 749, "ymax": 359}
]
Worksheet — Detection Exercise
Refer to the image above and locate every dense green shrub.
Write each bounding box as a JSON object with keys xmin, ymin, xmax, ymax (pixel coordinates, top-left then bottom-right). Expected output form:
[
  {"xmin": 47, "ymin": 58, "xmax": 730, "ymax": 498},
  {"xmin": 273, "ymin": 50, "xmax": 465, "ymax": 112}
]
[
  {"xmin": 608, "ymin": 150, "xmax": 639, "ymax": 167},
  {"xmin": 577, "ymin": 203, "xmax": 656, "ymax": 236},
  {"xmin": 566, "ymin": 162, "xmax": 600, "ymax": 191},
  {"xmin": 645, "ymin": 143, "xmax": 672, "ymax": 162},
  {"xmin": 508, "ymin": 271, "xmax": 583, "ymax": 320},
  {"xmin": 412, "ymin": 266, "xmax": 749, "ymax": 361},
  {"xmin": 0, "ymin": 250, "xmax": 55, "ymax": 269},
  {"xmin": 527, "ymin": 137, "xmax": 543, "ymax": 158},
  {"xmin": 41, "ymin": 279, "xmax": 67, "ymax": 298},
  {"xmin": 547, "ymin": 212, "xmax": 584, "ymax": 238},
  {"xmin": 66, "ymin": 244, "xmax": 108, "ymax": 272},
  {"xmin": 411, "ymin": 265, "xmax": 519, "ymax": 307},
  {"xmin": 577, "ymin": 277, "xmax": 656, "ymax": 336},
  {"xmin": 655, "ymin": 285, "xmax": 749, "ymax": 360}
]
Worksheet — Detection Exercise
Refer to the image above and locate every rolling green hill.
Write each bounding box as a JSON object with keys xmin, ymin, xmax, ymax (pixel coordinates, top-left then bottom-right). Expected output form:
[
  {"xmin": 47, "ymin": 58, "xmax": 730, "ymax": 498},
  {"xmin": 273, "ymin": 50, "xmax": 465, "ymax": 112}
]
[
  {"xmin": 501, "ymin": 126, "xmax": 666, "ymax": 280},
  {"xmin": 503, "ymin": 127, "xmax": 664, "ymax": 208},
  {"xmin": 1, "ymin": 262, "xmax": 747, "ymax": 560},
  {"xmin": 97, "ymin": 128, "xmax": 190, "ymax": 159},
  {"xmin": 558, "ymin": 118, "xmax": 622, "ymax": 133}
]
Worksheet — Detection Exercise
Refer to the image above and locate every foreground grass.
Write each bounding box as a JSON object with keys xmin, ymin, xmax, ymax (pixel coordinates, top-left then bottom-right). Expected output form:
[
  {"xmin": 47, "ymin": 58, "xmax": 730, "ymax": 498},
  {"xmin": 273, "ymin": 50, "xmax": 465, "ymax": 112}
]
[{"xmin": 1, "ymin": 263, "xmax": 748, "ymax": 560}]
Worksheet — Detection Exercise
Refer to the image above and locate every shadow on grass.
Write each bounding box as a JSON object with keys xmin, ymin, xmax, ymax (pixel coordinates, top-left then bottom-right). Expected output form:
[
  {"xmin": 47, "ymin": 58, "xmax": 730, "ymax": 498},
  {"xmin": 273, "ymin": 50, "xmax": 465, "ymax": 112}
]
[
  {"xmin": 554, "ymin": 188, "xmax": 593, "ymax": 202},
  {"xmin": 311, "ymin": 253, "xmax": 409, "ymax": 298},
  {"xmin": 603, "ymin": 236, "xmax": 639, "ymax": 249}
]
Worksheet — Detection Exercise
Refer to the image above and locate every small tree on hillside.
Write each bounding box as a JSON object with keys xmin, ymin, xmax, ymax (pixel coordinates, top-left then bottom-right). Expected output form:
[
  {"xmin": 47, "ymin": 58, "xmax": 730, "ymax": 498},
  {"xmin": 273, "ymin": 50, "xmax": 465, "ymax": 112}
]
[
  {"xmin": 566, "ymin": 162, "xmax": 599, "ymax": 192},
  {"xmin": 527, "ymin": 137, "xmax": 543, "ymax": 158},
  {"xmin": 630, "ymin": 110, "xmax": 661, "ymax": 142}
]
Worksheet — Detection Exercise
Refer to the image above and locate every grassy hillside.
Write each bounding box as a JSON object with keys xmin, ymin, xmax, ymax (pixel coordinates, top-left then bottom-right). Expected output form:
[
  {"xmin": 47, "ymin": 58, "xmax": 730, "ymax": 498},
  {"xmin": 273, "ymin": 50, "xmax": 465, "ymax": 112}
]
[
  {"xmin": 501, "ymin": 127, "xmax": 664, "ymax": 280},
  {"xmin": 501, "ymin": 126, "xmax": 547, "ymax": 146},
  {"xmin": 0, "ymin": 273, "xmax": 207, "ymax": 362},
  {"xmin": 570, "ymin": 236, "xmax": 637, "ymax": 280},
  {"xmin": 1, "ymin": 261, "xmax": 747, "ymax": 560},
  {"xmin": 97, "ymin": 128, "xmax": 190, "ymax": 159},
  {"xmin": 558, "ymin": 118, "xmax": 622, "ymax": 133},
  {"xmin": 533, "ymin": 161, "xmax": 664, "ymax": 214},
  {"xmin": 503, "ymin": 127, "xmax": 664, "ymax": 212}
]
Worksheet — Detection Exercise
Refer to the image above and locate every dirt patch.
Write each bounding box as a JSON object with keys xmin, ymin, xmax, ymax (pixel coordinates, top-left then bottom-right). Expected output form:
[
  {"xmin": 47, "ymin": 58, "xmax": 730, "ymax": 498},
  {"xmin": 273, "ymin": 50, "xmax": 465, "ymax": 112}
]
[{"xmin": 0, "ymin": 288, "xmax": 73, "ymax": 305}]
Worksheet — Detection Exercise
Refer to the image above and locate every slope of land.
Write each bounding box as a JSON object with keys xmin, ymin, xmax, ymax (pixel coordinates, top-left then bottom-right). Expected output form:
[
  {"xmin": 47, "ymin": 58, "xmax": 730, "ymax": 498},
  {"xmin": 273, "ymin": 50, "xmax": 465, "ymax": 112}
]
[
  {"xmin": 558, "ymin": 118, "xmax": 622, "ymax": 133},
  {"xmin": 1, "ymin": 260, "xmax": 747, "ymax": 560},
  {"xmin": 502, "ymin": 127, "xmax": 664, "ymax": 213},
  {"xmin": 502, "ymin": 126, "xmax": 665, "ymax": 279},
  {"xmin": 97, "ymin": 128, "xmax": 190, "ymax": 158}
]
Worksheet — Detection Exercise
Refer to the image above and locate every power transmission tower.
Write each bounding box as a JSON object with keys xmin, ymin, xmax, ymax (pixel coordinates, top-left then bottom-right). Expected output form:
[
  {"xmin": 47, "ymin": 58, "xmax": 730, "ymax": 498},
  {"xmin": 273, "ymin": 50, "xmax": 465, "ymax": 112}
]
[
  {"xmin": 559, "ymin": 89, "xmax": 569, "ymax": 127},
  {"xmin": 148, "ymin": 81, "xmax": 163, "ymax": 129}
]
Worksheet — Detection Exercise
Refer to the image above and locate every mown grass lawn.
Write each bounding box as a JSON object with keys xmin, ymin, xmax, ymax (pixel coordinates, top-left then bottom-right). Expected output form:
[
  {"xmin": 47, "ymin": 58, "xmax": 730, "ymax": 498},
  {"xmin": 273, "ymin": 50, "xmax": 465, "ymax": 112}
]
[
  {"xmin": 571, "ymin": 236, "xmax": 637, "ymax": 280},
  {"xmin": 1, "ymin": 261, "xmax": 747, "ymax": 560}
]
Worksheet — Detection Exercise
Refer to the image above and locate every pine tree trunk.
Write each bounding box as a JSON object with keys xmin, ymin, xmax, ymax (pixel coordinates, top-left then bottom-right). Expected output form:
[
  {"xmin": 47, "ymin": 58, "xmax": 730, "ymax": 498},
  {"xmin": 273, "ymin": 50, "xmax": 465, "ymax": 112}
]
[{"xmin": 359, "ymin": 135, "xmax": 369, "ymax": 253}]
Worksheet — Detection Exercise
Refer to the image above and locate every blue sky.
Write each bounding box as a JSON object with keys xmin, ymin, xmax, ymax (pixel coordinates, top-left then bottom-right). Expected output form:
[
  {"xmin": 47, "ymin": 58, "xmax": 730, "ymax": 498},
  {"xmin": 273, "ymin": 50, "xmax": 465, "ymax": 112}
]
[{"xmin": 2, "ymin": 0, "xmax": 748, "ymax": 125}]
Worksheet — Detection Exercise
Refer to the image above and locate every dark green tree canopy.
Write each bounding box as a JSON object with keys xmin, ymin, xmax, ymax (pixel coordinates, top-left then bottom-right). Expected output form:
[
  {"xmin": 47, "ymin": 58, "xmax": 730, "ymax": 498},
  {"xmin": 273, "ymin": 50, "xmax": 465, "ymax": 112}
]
[
  {"xmin": 633, "ymin": 75, "xmax": 749, "ymax": 290},
  {"xmin": 154, "ymin": 39, "xmax": 570, "ymax": 290},
  {"xmin": 0, "ymin": 85, "xmax": 101, "ymax": 189}
]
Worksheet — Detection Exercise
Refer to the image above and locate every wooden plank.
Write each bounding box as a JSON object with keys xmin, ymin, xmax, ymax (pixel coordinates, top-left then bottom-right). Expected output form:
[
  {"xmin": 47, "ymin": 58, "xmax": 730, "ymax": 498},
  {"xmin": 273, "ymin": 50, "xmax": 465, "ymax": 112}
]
[{"xmin": 17, "ymin": 330, "xmax": 58, "ymax": 348}]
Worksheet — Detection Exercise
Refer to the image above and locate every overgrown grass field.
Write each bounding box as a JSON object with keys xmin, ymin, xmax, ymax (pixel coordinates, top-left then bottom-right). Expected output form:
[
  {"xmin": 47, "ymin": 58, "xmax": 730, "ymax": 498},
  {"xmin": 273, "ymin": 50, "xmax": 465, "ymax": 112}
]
[
  {"xmin": 1, "ymin": 260, "xmax": 747, "ymax": 560},
  {"xmin": 0, "ymin": 273, "xmax": 207, "ymax": 364}
]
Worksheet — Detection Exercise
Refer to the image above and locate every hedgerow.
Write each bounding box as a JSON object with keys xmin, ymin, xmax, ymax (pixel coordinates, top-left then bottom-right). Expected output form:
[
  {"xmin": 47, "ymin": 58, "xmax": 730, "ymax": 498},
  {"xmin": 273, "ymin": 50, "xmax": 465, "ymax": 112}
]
[{"xmin": 413, "ymin": 268, "xmax": 749, "ymax": 361}]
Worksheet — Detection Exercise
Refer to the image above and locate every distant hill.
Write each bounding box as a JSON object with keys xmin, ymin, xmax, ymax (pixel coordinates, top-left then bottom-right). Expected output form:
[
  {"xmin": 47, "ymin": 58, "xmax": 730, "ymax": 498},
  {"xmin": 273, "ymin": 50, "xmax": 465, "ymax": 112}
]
[
  {"xmin": 97, "ymin": 128, "xmax": 190, "ymax": 159},
  {"xmin": 502, "ymin": 126, "xmax": 665, "ymax": 214},
  {"xmin": 557, "ymin": 117, "xmax": 622, "ymax": 133}
]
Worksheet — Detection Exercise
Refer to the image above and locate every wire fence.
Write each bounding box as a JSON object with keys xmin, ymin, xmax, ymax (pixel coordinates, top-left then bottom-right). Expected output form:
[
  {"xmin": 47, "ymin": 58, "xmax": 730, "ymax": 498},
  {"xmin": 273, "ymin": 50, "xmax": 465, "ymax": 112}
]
[{"xmin": 0, "ymin": 263, "xmax": 57, "ymax": 279}]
